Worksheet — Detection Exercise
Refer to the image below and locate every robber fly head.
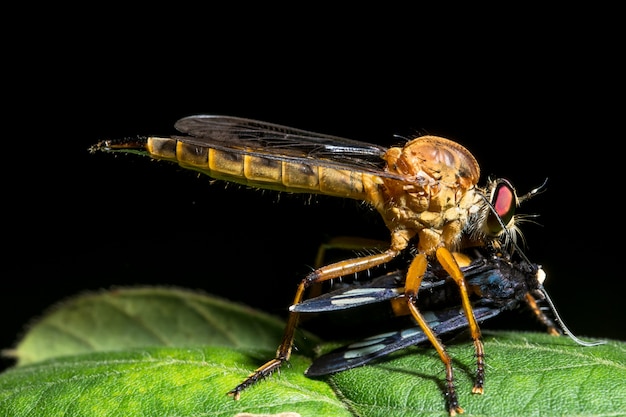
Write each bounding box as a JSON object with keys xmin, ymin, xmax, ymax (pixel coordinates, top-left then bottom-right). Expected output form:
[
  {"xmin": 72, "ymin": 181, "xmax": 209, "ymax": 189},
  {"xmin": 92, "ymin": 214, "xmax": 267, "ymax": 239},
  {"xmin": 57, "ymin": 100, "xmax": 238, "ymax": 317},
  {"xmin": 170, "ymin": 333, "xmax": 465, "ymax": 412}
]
[{"xmin": 467, "ymin": 177, "xmax": 548, "ymax": 253}]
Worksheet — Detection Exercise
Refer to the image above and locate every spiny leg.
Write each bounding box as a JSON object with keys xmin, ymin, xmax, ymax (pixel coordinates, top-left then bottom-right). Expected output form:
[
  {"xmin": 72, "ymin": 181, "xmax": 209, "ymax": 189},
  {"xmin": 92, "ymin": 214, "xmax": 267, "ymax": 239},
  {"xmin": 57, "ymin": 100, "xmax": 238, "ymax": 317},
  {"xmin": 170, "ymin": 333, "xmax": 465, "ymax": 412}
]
[
  {"xmin": 313, "ymin": 236, "xmax": 390, "ymax": 269},
  {"xmin": 436, "ymin": 247, "xmax": 485, "ymax": 394},
  {"xmin": 308, "ymin": 236, "xmax": 390, "ymax": 298},
  {"xmin": 404, "ymin": 253, "xmax": 463, "ymax": 416},
  {"xmin": 228, "ymin": 248, "xmax": 400, "ymax": 399}
]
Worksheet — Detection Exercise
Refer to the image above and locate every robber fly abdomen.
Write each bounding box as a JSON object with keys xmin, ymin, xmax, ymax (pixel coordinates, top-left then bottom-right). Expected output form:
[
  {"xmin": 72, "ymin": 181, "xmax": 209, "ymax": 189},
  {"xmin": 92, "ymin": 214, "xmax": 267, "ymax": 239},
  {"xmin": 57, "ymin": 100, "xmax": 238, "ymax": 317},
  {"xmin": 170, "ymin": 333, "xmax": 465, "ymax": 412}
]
[{"xmin": 143, "ymin": 136, "xmax": 377, "ymax": 200}]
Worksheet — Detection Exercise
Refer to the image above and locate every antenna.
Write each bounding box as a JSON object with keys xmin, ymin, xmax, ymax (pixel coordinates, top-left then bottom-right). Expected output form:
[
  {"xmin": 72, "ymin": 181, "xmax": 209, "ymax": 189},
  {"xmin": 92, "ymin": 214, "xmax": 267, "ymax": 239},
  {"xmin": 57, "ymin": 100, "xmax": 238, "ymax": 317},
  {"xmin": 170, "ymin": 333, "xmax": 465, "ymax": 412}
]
[
  {"xmin": 538, "ymin": 286, "xmax": 605, "ymax": 347},
  {"xmin": 518, "ymin": 177, "xmax": 549, "ymax": 203}
]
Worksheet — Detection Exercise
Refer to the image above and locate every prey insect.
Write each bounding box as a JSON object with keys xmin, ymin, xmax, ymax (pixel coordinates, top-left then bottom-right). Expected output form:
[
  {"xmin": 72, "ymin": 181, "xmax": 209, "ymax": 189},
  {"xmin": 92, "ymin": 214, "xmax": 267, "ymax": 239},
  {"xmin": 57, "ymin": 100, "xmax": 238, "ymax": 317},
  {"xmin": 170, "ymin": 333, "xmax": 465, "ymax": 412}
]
[
  {"xmin": 91, "ymin": 115, "xmax": 601, "ymax": 415},
  {"xmin": 294, "ymin": 247, "xmax": 600, "ymax": 377}
]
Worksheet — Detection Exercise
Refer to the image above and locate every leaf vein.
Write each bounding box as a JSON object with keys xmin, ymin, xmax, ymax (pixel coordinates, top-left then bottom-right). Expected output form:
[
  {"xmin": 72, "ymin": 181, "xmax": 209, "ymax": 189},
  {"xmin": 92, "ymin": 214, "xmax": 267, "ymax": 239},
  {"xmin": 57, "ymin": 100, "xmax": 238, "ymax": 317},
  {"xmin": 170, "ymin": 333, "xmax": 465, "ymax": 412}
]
[
  {"xmin": 183, "ymin": 299, "xmax": 239, "ymax": 345},
  {"xmin": 100, "ymin": 297, "xmax": 172, "ymax": 345}
]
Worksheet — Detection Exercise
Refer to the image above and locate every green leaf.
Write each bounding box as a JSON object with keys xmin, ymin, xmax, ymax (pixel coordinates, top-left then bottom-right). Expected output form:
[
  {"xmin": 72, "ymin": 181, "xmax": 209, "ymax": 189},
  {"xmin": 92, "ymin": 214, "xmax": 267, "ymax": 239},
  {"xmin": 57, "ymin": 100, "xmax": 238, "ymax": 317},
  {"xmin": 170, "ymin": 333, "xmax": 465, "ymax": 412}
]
[
  {"xmin": 2, "ymin": 287, "xmax": 625, "ymax": 416},
  {"xmin": 0, "ymin": 346, "xmax": 351, "ymax": 417},
  {"xmin": 6, "ymin": 286, "xmax": 321, "ymax": 366},
  {"xmin": 324, "ymin": 331, "xmax": 626, "ymax": 417}
]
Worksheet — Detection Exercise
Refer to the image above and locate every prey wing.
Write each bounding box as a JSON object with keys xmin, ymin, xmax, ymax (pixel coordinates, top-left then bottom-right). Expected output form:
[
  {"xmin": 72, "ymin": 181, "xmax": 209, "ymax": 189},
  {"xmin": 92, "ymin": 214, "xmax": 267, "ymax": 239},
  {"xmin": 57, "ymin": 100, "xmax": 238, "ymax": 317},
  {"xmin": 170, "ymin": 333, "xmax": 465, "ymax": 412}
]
[
  {"xmin": 292, "ymin": 256, "xmax": 493, "ymax": 313},
  {"xmin": 291, "ymin": 270, "xmax": 443, "ymax": 313},
  {"xmin": 305, "ymin": 305, "xmax": 503, "ymax": 376}
]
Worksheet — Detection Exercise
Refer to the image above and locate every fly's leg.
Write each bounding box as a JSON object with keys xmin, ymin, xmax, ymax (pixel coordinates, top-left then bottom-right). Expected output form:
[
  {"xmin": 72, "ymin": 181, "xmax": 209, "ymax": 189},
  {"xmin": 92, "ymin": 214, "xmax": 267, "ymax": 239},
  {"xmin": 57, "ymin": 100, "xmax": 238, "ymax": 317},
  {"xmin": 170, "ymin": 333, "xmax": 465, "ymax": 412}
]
[
  {"xmin": 404, "ymin": 252, "xmax": 463, "ymax": 416},
  {"xmin": 436, "ymin": 247, "xmax": 485, "ymax": 395},
  {"xmin": 228, "ymin": 248, "xmax": 400, "ymax": 400},
  {"xmin": 313, "ymin": 236, "xmax": 390, "ymax": 268},
  {"xmin": 524, "ymin": 293, "xmax": 560, "ymax": 336},
  {"xmin": 308, "ymin": 236, "xmax": 390, "ymax": 298}
]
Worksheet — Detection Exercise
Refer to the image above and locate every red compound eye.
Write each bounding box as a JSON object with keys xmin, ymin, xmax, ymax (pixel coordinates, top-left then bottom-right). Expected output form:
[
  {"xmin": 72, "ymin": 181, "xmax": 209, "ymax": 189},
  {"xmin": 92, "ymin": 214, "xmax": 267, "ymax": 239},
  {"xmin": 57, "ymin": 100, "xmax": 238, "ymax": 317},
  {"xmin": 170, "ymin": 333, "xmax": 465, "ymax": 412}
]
[{"xmin": 486, "ymin": 179, "xmax": 516, "ymax": 236}]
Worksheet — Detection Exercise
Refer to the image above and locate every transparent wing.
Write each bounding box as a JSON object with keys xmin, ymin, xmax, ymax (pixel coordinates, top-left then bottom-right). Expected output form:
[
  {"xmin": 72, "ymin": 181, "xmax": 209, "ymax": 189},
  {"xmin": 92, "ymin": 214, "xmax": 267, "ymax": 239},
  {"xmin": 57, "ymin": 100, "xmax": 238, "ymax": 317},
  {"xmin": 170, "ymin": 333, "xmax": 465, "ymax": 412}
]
[{"xmin": 173, "ymin": 115, "xmax": 401, "ymax": 178}]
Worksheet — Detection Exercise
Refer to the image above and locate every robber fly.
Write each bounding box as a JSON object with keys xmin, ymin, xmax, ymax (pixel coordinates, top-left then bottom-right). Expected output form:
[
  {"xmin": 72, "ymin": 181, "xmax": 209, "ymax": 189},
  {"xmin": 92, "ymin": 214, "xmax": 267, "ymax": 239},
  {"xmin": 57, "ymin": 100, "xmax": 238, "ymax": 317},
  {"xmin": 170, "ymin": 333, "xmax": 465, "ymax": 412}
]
[{"xmin": 90, "ymin": 115, "xmax": 601, "ymax": 415}]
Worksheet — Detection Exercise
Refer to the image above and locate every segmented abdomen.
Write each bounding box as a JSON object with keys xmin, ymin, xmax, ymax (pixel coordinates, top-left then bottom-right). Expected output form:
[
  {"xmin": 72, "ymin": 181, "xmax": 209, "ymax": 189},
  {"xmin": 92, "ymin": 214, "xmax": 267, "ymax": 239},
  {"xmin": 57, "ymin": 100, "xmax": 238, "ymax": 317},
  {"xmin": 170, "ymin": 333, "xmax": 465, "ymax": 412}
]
[{"xmin": 147, "ymin": 137, "xmax": 373, "ymax": 199}]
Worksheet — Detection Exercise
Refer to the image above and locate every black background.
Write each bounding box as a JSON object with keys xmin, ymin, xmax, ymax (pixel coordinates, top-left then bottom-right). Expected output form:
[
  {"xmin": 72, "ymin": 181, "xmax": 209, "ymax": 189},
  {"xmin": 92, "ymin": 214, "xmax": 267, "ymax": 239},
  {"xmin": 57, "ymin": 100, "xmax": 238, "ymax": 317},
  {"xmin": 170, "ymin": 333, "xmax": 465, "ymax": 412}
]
[{"xmin": 3, "ymin": 11, "xmax": 623, "ymax": 373}]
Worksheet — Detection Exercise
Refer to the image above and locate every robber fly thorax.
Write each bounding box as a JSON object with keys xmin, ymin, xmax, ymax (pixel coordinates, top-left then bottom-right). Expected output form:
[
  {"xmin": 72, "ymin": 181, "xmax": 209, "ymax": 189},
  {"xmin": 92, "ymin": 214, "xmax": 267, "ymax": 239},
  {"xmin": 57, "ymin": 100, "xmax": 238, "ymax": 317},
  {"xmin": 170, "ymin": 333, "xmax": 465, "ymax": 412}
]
[{"xmin": 364, "ymin": 135, "xmax": 482, "ymax": 255}]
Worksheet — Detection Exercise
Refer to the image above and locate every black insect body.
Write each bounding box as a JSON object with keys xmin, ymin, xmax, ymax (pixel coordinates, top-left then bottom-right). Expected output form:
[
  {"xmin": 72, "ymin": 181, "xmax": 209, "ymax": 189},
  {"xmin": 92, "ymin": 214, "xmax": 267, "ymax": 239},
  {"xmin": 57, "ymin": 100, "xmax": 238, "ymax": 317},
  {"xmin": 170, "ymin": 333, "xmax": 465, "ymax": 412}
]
[{"xmin": 294, "ymin": 249, "xmax": 566, "ymax": 376}]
